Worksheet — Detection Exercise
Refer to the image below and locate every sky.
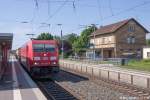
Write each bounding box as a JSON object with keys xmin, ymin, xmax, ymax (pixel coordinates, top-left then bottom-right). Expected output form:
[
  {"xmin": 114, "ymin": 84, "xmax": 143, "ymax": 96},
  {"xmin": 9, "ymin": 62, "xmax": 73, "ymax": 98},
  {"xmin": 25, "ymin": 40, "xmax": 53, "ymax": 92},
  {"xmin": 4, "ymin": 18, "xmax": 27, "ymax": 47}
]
[{"xmin": 0, "ymin": 0, "xmax": 150, "ymax": 49}]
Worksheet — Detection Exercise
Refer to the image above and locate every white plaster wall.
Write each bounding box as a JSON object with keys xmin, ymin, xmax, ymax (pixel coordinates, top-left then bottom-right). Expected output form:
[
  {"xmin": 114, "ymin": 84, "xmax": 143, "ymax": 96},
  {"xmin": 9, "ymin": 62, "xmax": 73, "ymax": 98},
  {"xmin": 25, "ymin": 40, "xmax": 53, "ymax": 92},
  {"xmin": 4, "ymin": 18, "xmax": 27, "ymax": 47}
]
[{"xmin": 143, "ymin": 48, "xmax": 150, "ymax": 59}]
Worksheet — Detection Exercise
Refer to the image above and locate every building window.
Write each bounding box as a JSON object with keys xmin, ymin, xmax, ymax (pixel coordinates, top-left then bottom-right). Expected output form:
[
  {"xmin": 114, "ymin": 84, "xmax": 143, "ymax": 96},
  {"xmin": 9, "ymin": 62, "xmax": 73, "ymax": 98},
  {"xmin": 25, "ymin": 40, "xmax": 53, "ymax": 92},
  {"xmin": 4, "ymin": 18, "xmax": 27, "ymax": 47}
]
[
  {"xmin": 120, "ymin": 49, "xmax": 123, "ymax": 51},
  {"xmin": 128, "ymin": 25, "xmax": 135, "ymax": 32},
  {"xmin": 147, "ymin": 52, "xmax": 150, "ymax": 58},
  {"xmin": 102, "ymin": 38, "xmax": 105, "ymax": 44},
  {"xmin": 127, "ymin": 36, "xmax": 135, "ymax": 44},
  {"xmin": 137, "ymin": 49, "xmax": 140, "ymax": 51},
  {"xmin": 108, "ymin": 37, "xmax": 111, "ymax": 42},
  {"xmin": 129, "ymin": 49, "xmax": 132, "ymax": 51}
]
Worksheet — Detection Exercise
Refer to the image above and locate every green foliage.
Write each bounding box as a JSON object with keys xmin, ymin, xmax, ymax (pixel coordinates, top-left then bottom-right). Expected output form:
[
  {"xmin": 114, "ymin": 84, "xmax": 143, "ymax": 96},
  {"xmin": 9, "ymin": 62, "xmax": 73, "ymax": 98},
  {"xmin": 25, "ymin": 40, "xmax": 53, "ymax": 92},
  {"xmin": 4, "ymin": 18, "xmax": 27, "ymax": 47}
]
[
  {"xmin": 124, "ymin": 59, "xmax": 150, "ymax": 72},
  {"xmin": 146, "ymin": 39, "xmax": 150, "ymax": 46},
  {"xmin": 61, "ymin": 33, "xmax": 79, "ymax": 57},
  {"xmin": 36, "ymin": 33, "xmax": 53, "ymax": 40},
  {"xmin": 141, "ymin": 59, "xmax": 150, "ymax": 63},
  {"xmin": 53, "ymin": 35, "xmax": 60, "ymax": 41},
  {"xmin": 63, "ymin": 33, "xmax": 78, "ymax": 45},
  {"xmin": 73, "ymin": 26, "xmax": 97, "ymax": 54}
]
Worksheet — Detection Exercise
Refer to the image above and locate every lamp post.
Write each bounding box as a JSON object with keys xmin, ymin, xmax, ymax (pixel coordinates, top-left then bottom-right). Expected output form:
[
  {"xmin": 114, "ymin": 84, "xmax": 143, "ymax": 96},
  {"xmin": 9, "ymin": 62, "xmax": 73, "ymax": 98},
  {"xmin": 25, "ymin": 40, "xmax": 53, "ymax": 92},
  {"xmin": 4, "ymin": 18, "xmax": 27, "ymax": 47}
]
[
  {"xmin": 91, "ymin": 24, "xmax": 98, "ymax": 60},
  {"xmin": 57, "ymin": 24, "xmax": 64, "ymax": 59},
  {"xmin": 79, "ymin": 24, "xmax": 98, "ymax": 60}
]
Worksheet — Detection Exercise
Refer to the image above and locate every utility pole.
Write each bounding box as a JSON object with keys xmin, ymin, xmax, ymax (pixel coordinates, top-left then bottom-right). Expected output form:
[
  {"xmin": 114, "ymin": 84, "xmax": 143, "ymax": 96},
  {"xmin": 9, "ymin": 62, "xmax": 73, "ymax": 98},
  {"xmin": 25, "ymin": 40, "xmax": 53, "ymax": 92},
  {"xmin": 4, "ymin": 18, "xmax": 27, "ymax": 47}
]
[
  {"xmin": 91, "ymin": 24, "xmax": 98, "ymax": 60},
  {"xmin": 57, "ymin": 24, "xmax": 64, "ymax": 59}
]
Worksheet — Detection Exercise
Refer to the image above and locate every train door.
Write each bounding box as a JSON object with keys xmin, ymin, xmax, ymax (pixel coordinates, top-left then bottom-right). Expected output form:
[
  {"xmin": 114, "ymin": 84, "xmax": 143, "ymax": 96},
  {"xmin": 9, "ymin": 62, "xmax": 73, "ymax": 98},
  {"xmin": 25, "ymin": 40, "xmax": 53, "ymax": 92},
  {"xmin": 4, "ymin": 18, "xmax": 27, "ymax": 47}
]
[{"xmin": 26, "ymin": 45, "xmax": 30, "ymax": 70}]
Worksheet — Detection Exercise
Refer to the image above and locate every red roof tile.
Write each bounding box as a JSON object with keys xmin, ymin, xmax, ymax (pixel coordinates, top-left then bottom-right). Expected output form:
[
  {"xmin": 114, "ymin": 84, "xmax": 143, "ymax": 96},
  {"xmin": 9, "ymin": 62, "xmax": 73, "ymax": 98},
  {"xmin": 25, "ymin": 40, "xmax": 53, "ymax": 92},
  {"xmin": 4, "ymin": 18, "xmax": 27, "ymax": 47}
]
[
  {"xmin": 91, "ymin": 18, "xmax": 149, "ymax": 36},
  {"xmin": 91, "ymin": 19, "xmax": 130, "ymax": 36}
]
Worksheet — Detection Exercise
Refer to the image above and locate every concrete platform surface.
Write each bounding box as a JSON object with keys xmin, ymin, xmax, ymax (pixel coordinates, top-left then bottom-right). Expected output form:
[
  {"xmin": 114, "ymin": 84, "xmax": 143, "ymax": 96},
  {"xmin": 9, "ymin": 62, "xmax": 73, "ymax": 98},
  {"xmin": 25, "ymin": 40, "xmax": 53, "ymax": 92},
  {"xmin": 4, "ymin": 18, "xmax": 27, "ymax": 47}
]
[{"xmin": 0, "ymin": 56, "xmax": 47, "ymax": 100}]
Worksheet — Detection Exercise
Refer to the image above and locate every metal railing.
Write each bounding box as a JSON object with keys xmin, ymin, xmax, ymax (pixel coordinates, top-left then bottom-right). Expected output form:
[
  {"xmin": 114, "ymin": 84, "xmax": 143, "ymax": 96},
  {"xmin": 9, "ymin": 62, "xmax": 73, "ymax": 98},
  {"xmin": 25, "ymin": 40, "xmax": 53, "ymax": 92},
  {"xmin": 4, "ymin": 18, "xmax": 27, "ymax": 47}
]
[
  {"xmin": 60, "ymin": 60, "xmax": 150, "ymax": 89},
  {"xmin": 65, "ymin": 57, "xmax": 129, "ymax": 65}
]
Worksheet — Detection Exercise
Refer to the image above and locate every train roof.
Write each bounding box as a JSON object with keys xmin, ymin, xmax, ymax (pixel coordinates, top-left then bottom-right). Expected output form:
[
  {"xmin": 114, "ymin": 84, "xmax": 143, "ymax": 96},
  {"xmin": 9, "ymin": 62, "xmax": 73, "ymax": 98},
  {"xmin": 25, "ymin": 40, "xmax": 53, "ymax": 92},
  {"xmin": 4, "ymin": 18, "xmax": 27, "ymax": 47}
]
[
  {"xmin": 0, "ymin": 33, "xmax": 13, "ymax": 49},
  {"xmin": 31, "ymin": 40, "xmax": 57, "ymax": 44}
]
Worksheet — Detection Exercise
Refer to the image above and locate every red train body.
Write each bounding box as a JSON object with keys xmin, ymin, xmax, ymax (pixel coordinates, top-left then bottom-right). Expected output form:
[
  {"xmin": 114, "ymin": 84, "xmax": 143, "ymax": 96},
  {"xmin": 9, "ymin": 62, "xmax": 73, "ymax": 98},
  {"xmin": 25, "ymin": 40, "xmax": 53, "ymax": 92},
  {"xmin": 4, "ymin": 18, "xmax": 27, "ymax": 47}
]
[{"xmin": 18, "ymin": 40, "xmax": 59, "ymax": 76}]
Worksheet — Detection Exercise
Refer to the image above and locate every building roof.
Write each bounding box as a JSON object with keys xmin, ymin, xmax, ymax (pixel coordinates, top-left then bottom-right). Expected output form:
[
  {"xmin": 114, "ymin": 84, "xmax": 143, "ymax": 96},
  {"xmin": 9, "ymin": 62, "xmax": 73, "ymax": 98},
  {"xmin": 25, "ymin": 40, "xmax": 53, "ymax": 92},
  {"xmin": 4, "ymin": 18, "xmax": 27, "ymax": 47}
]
[
  {"xmin": 0, "ymin": 33, "xmax": 13, "ymax": 49},
  {"xmin": 91, "ymin": 18, "xmax": 149, "ymax": 36}
]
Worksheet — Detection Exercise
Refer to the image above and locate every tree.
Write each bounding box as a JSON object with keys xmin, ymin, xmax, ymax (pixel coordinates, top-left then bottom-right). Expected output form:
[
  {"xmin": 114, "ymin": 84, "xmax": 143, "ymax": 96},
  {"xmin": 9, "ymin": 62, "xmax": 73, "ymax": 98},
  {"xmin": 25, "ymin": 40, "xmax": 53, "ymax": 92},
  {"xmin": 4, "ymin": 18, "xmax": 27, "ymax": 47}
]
[
  {"xmin": 63, "ymin": 33, "xmax": 78, "ymax": 44},
  {"xmin": 36, "ymin": 33, "xmax": 53, "ymax": 40},
  {"xmin": 54, "ymin": 33, "xmax": 79, "ymax": 57},
  {"xmin": 63, "ymin": 33, "xmax": 79, "ymax": 57},
  {"xmin": 146, "ymin": 39, "xmax": 150, "ymax": 46},
  {"xmin": 72, "ymin": 25, "xmax": 97, "ymax": 55}
]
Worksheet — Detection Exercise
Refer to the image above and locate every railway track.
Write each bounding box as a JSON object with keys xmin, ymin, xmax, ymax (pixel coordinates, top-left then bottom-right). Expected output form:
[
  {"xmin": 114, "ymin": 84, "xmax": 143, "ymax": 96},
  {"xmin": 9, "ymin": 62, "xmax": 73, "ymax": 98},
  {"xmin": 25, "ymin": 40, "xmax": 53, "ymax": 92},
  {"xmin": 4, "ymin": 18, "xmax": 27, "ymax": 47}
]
[
  {"xmin": 36, "ymin": 79, "xmax": 78, "ymax": 100},
  {"xmin": 61, "ymin": 68, "xmax": 150, "ymax": 100},
  {"xmin": 34, "ymin": 69, "xmax": 150, "ymax": 100}
]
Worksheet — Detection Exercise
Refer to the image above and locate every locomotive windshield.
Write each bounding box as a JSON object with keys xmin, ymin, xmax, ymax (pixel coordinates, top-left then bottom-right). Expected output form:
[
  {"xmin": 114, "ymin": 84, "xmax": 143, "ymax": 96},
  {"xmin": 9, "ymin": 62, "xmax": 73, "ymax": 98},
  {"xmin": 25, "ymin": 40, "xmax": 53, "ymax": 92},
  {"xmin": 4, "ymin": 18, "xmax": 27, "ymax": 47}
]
[
  {"xmin": 33, "ymin": 44, "xmax": 55, "ymax": 52},
  {"xmin": 33, "ymin": 44, "xmax": 44, "ymax": 52},
  {"xmin": 45, "ymin": 44, "xmax": 55, "ymax": 52}
]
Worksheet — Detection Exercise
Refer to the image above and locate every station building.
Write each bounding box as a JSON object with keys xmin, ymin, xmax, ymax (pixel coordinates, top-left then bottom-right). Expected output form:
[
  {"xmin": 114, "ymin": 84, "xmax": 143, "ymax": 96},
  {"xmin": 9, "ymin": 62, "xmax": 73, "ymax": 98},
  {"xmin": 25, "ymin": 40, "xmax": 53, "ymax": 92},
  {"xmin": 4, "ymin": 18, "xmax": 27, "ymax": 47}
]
[
  {"xmin": 0, "ymin": 33, "xmax": 13, "ymax": 79},
  {"xmin": 88, "ymin": 18, "xmax": 149, "ymax": 59}
]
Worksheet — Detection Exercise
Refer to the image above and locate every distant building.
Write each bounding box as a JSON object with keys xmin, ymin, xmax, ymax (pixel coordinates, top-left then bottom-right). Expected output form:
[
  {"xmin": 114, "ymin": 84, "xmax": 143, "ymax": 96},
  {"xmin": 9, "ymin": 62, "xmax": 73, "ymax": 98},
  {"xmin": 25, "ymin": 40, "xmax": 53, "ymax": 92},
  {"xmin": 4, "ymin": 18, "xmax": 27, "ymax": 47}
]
[
  {"xmin": 88, "ymin": 18, "xmax": 149, "ymax": 59},
  {"xmin": 143, "ymin": 47, "xmax": 150, "ymax": 59}
]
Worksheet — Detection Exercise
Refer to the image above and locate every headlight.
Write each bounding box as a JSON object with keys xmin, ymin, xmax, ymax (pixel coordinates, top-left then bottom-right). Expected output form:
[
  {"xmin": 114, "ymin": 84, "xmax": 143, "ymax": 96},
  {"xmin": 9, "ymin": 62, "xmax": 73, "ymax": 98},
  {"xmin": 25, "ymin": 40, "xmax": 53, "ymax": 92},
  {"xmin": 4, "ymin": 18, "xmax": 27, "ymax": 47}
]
[
  {"xmin": 34, "ymin": 57, "xmax": 40, "ymax": 60},
  {"xmin": 52, "ymin": 62, "xmax": 56, "ymax": 64},
  {"xmin": 34, "ymin": 62, "xmax": 38, "ymax": 65},
  {"xmin": 50, "ymin": 56, "xmax": 57, "ymax": 60}
]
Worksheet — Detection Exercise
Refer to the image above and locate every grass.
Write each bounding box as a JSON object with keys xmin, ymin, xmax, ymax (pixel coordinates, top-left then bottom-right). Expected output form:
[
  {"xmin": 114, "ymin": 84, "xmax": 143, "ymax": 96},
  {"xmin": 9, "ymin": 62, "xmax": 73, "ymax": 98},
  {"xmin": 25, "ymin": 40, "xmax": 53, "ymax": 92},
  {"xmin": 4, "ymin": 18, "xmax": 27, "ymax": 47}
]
[{"xmin": 123, "ymin": 59, "xmax": 150, "ymax": 72}]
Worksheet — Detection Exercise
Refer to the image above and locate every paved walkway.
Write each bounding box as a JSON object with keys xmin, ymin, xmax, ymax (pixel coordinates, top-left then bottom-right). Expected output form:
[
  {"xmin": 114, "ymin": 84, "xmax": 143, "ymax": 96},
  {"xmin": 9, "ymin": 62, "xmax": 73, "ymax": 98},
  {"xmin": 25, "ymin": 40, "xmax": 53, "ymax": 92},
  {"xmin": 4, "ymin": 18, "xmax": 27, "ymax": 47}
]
[{"xmin": 0, "ymin": 56, "xmax": 47, "ymax": 100}]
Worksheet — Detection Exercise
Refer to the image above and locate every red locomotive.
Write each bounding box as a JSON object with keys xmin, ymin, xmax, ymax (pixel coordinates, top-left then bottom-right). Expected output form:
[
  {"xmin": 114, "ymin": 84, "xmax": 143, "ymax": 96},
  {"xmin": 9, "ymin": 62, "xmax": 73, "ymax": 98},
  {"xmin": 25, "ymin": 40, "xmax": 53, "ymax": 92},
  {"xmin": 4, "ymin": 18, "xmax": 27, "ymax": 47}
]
[{"xmin": 18, "ymin": 40, "xmax": 59, "ymax": 76}]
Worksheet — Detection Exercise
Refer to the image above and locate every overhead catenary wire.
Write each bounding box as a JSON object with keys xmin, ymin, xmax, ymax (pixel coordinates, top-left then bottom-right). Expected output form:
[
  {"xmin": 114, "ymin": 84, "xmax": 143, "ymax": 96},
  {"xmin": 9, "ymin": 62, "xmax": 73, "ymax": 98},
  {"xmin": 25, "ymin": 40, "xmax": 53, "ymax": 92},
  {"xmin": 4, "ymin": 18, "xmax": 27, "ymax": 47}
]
[
  {"xmin": 97, "ymin": 0, "xmax": 103, "ymax": 26},
  {"xmin": 103, "ymin": 1, "xmax": 150, "ymax": 20},
  {"xmin": 47, "ymin": 0, "xmax": 51, "ymax": 17},
  {"xmin": 108, "ymin": 0, "xmax": 114, "ymax": 16},
  {"xmin": 34, "ymin": 0, "xmax": 39, "ymax": 10},
  {"xmin": 11, "ymin": 0, "xmax": 150, "ymax": 36},
  {"xmin": 72, "ymin": 0, "xmax": 76, "ymax": 13},
  {"xmin": 45, "ymin": 0, "xmax": 70, "ymax": 22}
]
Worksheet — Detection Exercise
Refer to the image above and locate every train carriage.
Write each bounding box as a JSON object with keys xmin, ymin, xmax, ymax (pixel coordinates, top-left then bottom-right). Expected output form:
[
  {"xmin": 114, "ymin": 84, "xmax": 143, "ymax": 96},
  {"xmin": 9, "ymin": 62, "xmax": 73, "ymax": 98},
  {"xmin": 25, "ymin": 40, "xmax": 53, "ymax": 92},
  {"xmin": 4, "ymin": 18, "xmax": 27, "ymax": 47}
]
[{"xmin": 18, "ymin": 40, "xmax": 59, "ymax": 76}]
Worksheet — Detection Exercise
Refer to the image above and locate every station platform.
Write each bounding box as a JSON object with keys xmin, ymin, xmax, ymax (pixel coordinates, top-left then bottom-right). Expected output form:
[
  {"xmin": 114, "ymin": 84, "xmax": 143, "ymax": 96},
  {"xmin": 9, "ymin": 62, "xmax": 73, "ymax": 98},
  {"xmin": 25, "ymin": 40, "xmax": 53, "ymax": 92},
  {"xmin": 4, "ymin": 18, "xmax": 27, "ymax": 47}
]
[{"xmin": 0, "ymin": 55, "xmax": 47, "ymax": 100}]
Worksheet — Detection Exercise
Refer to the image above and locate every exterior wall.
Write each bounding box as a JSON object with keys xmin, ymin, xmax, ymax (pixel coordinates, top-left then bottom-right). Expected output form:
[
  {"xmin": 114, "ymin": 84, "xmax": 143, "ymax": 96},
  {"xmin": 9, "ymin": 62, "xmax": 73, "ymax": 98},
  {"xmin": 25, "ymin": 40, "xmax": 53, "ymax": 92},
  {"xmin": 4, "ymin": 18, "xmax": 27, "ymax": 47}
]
[
  {"xmin": 90, "ymin": 34, "xmax": 116, "ymax": 58},
  {"xmin": 89, "ymin": 19, "xmax": 147, "ymax": 58},
  {"xmin": 103, "ymin": 48, "xmax": 115, "ymax": 58},
  {"xmin": 143, "ymin": 47, "xmax": 150, "ymax": 59},
  {"xmin": 90, "ymin": 34, "xmax": 116, "ymax": 49},
  {"xmin": 115, "ymin": 20, "xmax": 146, "ymax": 58}
]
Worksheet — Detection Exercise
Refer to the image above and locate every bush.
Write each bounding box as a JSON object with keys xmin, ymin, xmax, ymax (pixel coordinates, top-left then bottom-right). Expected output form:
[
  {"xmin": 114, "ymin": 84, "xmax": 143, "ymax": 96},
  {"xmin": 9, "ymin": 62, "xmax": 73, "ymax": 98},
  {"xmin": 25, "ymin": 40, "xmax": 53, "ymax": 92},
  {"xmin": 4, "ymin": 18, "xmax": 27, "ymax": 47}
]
[
  {"xmin": 128, "ymin": 59, "xmax": 137, "ymax": 63},
  {"xmin": 142, "ymin": 59, "xmax": 150, "ymax": 63}
]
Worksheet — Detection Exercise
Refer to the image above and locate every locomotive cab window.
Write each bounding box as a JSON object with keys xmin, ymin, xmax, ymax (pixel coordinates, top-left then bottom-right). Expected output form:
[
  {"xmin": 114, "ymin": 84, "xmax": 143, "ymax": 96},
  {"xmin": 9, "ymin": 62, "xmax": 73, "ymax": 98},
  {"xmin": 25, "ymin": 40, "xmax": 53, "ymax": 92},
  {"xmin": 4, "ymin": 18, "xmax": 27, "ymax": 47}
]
[
  {"xmin": 45, "ymin": 44, "xmax": 55, "ymax": 52},
  {"xmin": 33, "ymin": 44, "xmax": 55, "ymax": 52},
  {"xmin": 33, "ymin": 44, "xmax": 44, "ymax": 52}
]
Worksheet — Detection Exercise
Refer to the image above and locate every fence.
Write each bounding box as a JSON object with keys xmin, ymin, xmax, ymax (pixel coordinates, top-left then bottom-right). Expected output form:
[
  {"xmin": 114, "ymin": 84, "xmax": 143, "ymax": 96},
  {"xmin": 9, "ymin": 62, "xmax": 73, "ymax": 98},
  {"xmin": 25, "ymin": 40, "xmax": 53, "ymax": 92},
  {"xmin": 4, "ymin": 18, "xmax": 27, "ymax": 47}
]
[
  {"xmin": 60, "ymin": 60, "xmax": 150, "ymax": 89},
  {"xmin": 66, "ymin": 57, "xmax": 129, "ymax": 66}
]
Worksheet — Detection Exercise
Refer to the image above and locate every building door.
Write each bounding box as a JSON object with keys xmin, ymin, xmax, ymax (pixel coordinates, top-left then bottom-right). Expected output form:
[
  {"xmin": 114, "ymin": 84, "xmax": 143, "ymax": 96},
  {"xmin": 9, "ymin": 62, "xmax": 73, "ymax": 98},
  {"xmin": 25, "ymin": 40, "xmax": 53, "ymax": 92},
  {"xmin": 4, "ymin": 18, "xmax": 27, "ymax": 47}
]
[{"xmin": 108, "ymin": 50, "xmax": 112, "ymax": 58}]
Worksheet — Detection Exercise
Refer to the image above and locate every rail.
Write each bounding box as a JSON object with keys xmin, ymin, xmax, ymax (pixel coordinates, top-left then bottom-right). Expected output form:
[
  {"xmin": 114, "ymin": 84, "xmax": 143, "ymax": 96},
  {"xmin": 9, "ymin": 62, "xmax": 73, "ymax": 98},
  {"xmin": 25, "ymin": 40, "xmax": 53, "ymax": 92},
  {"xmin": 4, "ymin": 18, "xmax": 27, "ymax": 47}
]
[
  {"xmin": 60, "ymin": 60, "xmax": 150, "ymax": 90},
  {"xmin": 36, "ymin": 79, "xmax": 78, "ymax": 100}
]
